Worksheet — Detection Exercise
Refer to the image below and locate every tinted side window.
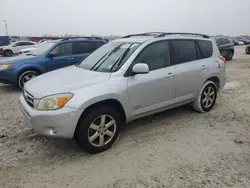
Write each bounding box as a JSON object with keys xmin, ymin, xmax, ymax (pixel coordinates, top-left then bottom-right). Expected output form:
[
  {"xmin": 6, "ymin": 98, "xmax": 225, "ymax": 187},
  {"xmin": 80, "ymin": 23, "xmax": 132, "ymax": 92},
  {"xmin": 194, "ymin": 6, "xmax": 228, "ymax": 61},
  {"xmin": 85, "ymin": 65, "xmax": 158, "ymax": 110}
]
[
  {"xmin": 222, "ymin": 38, "xmax": 229, "ymax": 44},
  {"xmin": 52, "ymin": 43, "xmax": 73, "ymax": 56},
  {"xmin": 215, "ymin": 38, "xmax": 223, "ymax": 45},
  {"xmin": 15, "ymin": 42, "xmax": 24, "ymax": 46},
  {"xmin": 24, "ymin": 42, "xmax": 34, "ymax": 46},
  {"xmin": 134, "ymin": 41, "xmax": 170, "ymax": 71},
  {"xmin": 171, "ymin": 40, "xmax": 198, "ymax": 64},
  {"xmin": 196, "ymin": 40, "xmax": 213, "ymax": 58},
  {"xmin": 73, "ymin": 42, "xmax": 104, "ymax": 55}
]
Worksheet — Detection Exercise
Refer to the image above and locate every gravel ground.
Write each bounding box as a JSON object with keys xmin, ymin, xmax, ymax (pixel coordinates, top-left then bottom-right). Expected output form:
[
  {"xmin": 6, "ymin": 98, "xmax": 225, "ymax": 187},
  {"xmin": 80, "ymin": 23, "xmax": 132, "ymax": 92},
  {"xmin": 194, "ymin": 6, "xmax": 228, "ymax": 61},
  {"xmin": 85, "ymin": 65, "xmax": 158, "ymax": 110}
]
[{"xmin": 0, "ymin": 46, "xmax": 250, "ymax": 188}]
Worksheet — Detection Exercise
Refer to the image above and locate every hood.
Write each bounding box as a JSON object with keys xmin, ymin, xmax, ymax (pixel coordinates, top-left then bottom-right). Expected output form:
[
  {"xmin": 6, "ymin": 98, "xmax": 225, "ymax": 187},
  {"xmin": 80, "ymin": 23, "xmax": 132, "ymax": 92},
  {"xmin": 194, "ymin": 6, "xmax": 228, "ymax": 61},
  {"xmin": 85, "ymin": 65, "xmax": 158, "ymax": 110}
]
[
  {"xmin": 25, "ymin": 66, "xmax": 111, "ymax": 98},
  {"xmin": 0, "ymin": 54, "xmax": 42, "ymax": 65}
]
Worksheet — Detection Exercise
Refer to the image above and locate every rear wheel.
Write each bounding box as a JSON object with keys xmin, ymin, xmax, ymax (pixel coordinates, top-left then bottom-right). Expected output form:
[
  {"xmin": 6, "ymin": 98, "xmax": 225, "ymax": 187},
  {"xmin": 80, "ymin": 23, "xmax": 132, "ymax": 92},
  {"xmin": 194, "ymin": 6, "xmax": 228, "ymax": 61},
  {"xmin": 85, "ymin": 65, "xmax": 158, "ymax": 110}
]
[
  {"xmin": 227, "ymin": 50, "xmax": 234, "ymax": 61},
  {"xmin": 3, "ymin": 50, "xmax": 13, "ymax": 57},
  {"xmin": 221, "ymin": 50, "xmax": 233, "ymax": 61},
  {"xmin": 75, "ymin": 106, "xmax": 122, "ymax": 154},
  {"xmin": 18, "ymin": 70, "xmax": 39, "ymax": 89},
  {"xmin": 192, "ymin": 81, "xmax": 217, "ymax": 113}
]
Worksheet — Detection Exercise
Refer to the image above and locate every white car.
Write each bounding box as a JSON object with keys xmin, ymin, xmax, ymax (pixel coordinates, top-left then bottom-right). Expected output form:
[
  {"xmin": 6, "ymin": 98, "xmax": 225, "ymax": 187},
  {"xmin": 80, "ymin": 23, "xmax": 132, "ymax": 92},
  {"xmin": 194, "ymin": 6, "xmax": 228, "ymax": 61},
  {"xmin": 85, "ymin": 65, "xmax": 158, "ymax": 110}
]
[
  {"xmin": 19, "ymin": 47, "xmax": 37, "ymax": 54},
  {"xmin": 0, "ymin": 41, "xmax": 36, "ymax": 57}
]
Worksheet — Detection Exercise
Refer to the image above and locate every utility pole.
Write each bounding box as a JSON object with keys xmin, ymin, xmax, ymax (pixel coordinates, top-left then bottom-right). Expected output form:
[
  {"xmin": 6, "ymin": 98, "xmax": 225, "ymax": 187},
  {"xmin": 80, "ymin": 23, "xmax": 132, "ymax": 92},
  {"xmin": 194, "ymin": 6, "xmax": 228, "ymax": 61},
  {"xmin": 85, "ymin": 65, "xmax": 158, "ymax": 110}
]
[{"xmin": 4, "ymin": 20, "xmax": 9, "ymax": 36}]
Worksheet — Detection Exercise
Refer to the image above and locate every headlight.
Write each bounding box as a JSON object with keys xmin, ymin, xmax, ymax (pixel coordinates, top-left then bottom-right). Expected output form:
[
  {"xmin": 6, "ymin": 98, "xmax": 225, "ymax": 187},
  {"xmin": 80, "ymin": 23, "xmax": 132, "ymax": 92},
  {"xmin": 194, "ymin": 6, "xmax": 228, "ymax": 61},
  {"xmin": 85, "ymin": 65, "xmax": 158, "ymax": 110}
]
[
  {"xmin": 37, "ymin": 93, "xmax": 74, "ymax": 111},
  {"xmin": 0, "ymin": 64, "xmax": 12, "ymax": 70}
]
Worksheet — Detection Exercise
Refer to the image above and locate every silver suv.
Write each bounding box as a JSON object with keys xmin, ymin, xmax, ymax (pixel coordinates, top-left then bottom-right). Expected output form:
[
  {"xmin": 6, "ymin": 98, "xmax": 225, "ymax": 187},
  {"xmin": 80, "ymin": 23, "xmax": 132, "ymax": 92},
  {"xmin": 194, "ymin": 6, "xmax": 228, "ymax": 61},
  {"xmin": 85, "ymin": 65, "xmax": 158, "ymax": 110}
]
[{"xmin": 19, "ymin": 32, "xmax": 227, "ymax": 153}]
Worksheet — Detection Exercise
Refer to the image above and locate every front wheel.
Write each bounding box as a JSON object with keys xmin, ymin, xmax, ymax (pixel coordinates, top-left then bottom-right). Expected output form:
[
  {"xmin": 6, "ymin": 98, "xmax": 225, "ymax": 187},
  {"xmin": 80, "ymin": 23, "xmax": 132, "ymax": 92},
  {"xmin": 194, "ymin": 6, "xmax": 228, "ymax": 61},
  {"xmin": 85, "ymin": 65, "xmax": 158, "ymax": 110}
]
[
  {"xmin": 18, "ymin": 70, "xmax": 39, "ymax": 89},
  {"xmin": 75, "ymin": 106, "xmax": 122, "ymax": 154},
  {"xmin": 3, "ymin": 50, "xmax": 13, "ymax": 57},
  {"xmin": 192, "ymin": 81, "xmax": 217, "ymax": 113}
]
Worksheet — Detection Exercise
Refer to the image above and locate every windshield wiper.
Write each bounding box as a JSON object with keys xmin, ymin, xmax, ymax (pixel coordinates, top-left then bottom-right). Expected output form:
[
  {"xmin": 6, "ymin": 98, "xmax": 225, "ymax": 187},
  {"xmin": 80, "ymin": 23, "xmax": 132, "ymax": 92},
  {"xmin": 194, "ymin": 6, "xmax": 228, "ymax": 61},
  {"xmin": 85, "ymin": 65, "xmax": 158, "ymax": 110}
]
[
  {"xmin": 110, "ymin": 44, "xmax": 133, "ymax": 72},
  {"xmin": 91, "ymin": 43, "xmax": 125, "ymax": 71}
]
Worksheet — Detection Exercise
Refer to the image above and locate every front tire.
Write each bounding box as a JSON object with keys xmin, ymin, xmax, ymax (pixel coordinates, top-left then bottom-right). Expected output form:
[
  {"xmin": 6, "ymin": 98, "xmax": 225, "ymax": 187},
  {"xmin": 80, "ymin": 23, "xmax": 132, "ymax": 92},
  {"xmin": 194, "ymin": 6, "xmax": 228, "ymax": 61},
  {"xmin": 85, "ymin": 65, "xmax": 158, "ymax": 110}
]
[
  {"xmin": 75, "ymin": 106, "xmax": 122, "ymax": 154},
  {"xmin": 18, "ymin": 70, "xmax": 39, "ymax": 89},
  {"xmin": 3, "ymin": 50, "xmax": 13, "ymax": 57},
  {"xmin": 192, "ymin": 81, "xmax": 217, "ymax": 113}
]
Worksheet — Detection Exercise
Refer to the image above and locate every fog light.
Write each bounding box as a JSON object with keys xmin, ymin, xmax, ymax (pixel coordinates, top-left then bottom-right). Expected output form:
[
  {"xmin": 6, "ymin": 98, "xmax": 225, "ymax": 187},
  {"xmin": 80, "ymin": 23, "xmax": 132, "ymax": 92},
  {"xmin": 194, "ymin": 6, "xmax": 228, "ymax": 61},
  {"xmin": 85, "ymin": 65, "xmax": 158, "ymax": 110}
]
[{"xmin": 48, "ymin": 128, "xmax": 57, "ymax": 135}]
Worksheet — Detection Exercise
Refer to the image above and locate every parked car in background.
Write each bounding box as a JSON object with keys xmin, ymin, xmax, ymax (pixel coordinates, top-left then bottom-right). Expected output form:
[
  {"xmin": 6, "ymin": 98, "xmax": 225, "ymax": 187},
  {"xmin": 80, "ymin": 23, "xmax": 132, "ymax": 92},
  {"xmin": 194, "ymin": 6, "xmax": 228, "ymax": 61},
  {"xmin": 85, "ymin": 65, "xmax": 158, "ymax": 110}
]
[
  {"xmin": 233, "ymin": 40, "xmax": 244, "ymax": 45},
  {"xmin": 246, "ymin": 45, "xmax": 250, "ymax": 54},
  {"xmin": 0, "ymin": 41, "xmax": 36, "ymax": 57},
  {"xmin": 0, "ymin": 37, "xmax": 107, "ymax": 88},
  {"xmin": 236, "ymin": 38, "xmax": 250, "ymax": 45},
  {"xmin": 19, "ymin": 32, "xmax": 227, "ymax": 154},
  {"xmin": 19, "ymin": 47, "xmax": 37, "ymax": 55},
  {"xmin": 19, "ymin": 40, "xmax": 48, "ymax": 54},
  {"xmin": 213, "ymin": 37, "xmax": 234, "ymax": 60}
]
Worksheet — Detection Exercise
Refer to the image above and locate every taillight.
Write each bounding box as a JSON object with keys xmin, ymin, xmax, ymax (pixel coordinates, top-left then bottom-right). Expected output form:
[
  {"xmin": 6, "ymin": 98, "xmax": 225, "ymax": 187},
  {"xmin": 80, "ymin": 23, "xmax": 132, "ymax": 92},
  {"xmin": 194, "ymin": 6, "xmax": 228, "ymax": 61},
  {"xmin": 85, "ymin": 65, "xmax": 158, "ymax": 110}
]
[{"xmin": 219, "ymin": 55, "xmax": 226, "ymax": 63}]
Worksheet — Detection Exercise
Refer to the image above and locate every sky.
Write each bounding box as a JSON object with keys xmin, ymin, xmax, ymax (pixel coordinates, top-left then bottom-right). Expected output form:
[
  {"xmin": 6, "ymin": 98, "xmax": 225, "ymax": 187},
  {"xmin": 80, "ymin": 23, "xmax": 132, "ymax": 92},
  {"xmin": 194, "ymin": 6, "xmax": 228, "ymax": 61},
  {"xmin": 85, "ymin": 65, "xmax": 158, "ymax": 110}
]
[{"xmin": 0, "ymin": 0, "xmax": 250, "ymax": 37}]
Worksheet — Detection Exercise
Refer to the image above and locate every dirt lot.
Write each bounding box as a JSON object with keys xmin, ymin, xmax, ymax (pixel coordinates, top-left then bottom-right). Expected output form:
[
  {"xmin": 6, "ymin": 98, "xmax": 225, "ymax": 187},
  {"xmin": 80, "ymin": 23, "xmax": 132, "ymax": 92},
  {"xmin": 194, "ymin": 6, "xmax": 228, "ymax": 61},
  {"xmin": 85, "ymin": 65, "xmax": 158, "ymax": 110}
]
[{"xmin": 0, "ymin": 46, "xmax": 250, "ymax": 188}]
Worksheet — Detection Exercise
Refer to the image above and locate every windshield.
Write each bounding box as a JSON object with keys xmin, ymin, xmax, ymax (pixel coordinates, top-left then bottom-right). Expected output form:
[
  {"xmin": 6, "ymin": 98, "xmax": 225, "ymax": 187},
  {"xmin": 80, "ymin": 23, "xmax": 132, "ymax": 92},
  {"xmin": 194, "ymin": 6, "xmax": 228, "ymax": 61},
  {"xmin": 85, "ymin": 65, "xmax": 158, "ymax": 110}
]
[
  {"xmin": 30, "ymin": 42, "xmax": 56, "ymax": 56},
  {"xmin": 79, "ymin": 42, "xmax": 140, "ymax": 72}
]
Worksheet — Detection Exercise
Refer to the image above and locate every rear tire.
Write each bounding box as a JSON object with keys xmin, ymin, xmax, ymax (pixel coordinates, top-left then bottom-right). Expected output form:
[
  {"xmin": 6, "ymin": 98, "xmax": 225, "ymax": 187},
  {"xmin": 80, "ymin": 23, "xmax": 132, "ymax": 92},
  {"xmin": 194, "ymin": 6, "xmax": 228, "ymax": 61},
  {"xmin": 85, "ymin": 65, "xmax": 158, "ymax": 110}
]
[
  {"xmin": 75, "ymin": 106, "xmax": 122, "ymax": 154},
  {"xmin": 18, "ymin": 70, "xmax": 39, "ymax": 89},
  {"xmin": 227, "ymin": 50, "xmax": 234, "ymax": 61},
  {"xmin": 3, "ymin": 50, "xmax": 13, "ymax": 57},
  {"xmin": 221, "ymin": 50, "xmax": 233, "ymax": 61},
  {"xmin": 192, "ymin": 81, "xmax": 217, "ymax": 113}
]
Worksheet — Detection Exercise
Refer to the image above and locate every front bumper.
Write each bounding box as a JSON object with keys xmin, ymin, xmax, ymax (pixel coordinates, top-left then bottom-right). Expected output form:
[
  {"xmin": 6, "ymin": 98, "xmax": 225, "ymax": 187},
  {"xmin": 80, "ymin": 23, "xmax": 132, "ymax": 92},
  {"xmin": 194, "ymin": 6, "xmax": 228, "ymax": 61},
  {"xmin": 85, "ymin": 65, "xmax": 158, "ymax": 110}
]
[
  {"xmin": 19, "ymin": 94, "xmax": 82, "ymax": 139},
  {"xmin": 0, "ymin": 68, "xmax": 18, "ymax": 84}
]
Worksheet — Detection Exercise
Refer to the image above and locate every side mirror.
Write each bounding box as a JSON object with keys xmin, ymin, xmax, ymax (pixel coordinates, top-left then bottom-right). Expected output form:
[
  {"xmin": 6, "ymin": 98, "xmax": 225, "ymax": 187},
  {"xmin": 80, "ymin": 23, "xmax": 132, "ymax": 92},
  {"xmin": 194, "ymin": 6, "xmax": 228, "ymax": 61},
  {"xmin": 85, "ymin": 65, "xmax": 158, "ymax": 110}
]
[
  {"xmin": 132, "ymin": 63, "xmax": 149, "ymax": 75},
  {"xmin": 47, "ymin": 52, "xmax": 57, "ymax": 58},
  {"xmin": 12, "ymin": 44, "xmax": 16, "ymax": 47}
]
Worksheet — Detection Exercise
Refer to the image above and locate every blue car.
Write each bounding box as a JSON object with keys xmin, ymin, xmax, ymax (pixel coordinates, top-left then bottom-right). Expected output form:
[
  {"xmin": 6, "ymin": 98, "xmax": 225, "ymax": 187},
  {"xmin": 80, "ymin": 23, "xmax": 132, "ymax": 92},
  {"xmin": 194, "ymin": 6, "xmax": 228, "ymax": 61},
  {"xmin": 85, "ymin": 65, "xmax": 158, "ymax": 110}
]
[{"xmin": 0, "ymin": 37, "xmax": 107, "ymax": 88}]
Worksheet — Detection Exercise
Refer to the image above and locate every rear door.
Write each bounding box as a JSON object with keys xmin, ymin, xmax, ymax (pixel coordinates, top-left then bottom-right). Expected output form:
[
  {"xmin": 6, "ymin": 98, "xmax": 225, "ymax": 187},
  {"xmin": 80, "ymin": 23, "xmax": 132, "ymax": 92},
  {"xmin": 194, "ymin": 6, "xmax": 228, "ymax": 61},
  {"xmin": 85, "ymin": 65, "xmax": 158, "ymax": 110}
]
[
  {"xmin": 170, "ymin": 39, "xmax": 205, "ymax": 103},
  {"xmin": 73, "ymin": 41, "xmax": 105, "ymax": 64},
  {"xmin": 44, "ymin": 42, "xmax": 76, "ymax": 72}
]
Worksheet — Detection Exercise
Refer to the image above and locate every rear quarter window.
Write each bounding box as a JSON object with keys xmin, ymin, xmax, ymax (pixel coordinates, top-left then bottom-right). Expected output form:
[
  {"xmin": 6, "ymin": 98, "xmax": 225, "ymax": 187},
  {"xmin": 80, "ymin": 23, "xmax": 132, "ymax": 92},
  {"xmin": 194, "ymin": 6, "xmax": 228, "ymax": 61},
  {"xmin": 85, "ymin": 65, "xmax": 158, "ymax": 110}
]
[{"xmin": 196, "ymin": 40, "xmax": 213, "ymax": 58}]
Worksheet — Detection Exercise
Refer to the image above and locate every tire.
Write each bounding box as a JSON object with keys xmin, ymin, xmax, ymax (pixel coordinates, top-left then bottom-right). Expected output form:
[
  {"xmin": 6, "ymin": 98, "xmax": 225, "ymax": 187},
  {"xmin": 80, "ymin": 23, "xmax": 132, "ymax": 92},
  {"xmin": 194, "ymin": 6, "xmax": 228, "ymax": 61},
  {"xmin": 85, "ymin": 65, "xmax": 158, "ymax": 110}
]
[
  {"xmin": 18, "ymin": 70, "xmax": 39, "ymax": 89},
  {"xmin": 246, "ymin": 48, "xmax": 249, "ymax": 55},
  {"xmin": 192, "ymin": 81, "xmax": 217, "ymax": 113},
  {"xmin": 75, "ymin": 106, "xmax": 122, "ymax": 154},
  {"xmin": 221, "ymin": 50, "xmax": 233, "ymax": 61},
  {"xmin": 227, "ymin": 50, "xmax": 234, "ymax": 61},
  {"xmin": 3, "ymin": 50, "xmax": 13, "ymax": 57}
]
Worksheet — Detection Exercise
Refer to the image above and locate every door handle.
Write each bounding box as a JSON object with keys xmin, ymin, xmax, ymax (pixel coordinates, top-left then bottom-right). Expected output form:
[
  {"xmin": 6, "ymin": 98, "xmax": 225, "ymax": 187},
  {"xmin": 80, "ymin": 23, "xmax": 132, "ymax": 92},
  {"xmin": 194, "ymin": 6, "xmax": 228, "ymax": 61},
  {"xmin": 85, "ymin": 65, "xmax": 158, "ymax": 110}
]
[
  {"xmin": 201, "ymin": 65, "xmax": 207, "ymax": 70},
  {"xmin": 166, "ymin": 72, "xmax": 174, "ymax": 77},
  {"xmin": 68, "ymin": 57, "xmax": 74, "ymax": 60}
]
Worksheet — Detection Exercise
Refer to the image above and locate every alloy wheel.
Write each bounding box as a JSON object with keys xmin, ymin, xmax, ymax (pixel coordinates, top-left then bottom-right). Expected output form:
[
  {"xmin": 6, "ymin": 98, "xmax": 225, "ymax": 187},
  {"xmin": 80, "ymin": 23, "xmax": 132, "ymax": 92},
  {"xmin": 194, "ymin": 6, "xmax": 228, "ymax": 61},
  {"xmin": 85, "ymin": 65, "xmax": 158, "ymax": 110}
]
[
  {"xmin": 201, "ymin": 86, "xmax": 215, "ymax": 108},
  {"xmin": 88, "ymin": 115, "xmax": 116, "ymax": 147}
]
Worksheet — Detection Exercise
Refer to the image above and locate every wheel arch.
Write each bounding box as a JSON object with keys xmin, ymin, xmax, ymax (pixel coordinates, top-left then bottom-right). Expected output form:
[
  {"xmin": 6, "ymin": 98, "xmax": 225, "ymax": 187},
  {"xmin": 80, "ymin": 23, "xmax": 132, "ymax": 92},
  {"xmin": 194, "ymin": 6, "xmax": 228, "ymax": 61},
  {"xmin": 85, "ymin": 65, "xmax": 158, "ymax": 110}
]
[
  {"xmin": 206, "ymin": 76, "xmax": 220, "ymax": 90},
  {"xmin": 74, "ymin": 99, "xmax": 127, "ymax": 137},
  {"xmin": 17, "ymin": 66, "xmax": 43, "ymax": 80}
]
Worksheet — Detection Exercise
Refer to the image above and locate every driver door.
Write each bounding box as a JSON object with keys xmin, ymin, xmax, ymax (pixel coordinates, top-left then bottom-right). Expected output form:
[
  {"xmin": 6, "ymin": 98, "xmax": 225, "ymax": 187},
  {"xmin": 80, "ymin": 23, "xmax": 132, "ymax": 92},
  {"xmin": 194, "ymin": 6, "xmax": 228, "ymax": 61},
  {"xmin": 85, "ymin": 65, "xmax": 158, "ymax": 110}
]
[{"xmin": 127, "ymin": 41, "xmax": 176, "ymax": 118}]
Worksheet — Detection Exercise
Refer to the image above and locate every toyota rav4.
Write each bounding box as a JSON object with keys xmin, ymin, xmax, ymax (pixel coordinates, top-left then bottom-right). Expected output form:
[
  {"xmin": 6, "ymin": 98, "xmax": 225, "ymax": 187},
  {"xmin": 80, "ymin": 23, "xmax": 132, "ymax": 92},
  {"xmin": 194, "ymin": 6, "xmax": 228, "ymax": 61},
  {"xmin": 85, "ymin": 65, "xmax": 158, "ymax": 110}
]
[{"xmin": 19, "ymin": 32, "xmax": 227, "ymax": 154}]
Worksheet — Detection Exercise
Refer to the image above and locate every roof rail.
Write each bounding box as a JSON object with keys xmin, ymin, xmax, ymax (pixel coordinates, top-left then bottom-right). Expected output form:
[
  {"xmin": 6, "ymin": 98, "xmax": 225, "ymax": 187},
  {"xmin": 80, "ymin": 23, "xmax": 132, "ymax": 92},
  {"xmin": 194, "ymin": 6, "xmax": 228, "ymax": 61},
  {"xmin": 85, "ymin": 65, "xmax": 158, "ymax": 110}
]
[
  {"xmin": 158, "ymin": 32, "xmax": 209, "ymax": 38},
  {"xmin": 61, "ymin": 36, "xmax": 106, "ymax": 40},
  {"xmin": 122, "ymin": 32, "xmax": 209, "ymax": 39},
  {"xmin": 122, "ymin": 32, "xmax": 163, "ymax": 38}
]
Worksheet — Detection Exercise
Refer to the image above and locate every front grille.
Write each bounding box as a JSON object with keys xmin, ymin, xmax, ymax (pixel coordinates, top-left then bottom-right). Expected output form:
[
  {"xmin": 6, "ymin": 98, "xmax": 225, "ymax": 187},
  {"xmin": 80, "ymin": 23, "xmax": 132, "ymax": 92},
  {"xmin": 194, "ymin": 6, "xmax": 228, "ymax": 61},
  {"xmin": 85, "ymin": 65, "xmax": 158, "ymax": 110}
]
[{"xmin": 23, "ymin": 90, "xmax": 34, "ymax": 108}]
